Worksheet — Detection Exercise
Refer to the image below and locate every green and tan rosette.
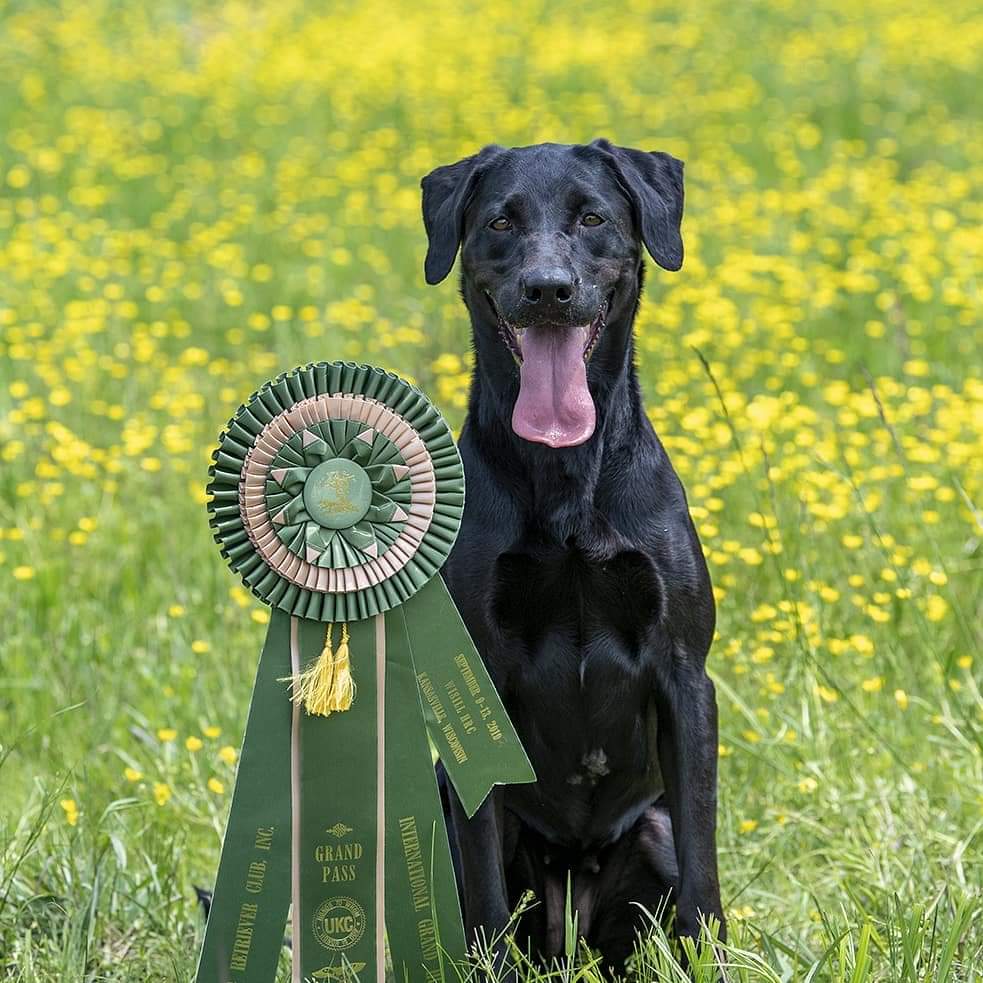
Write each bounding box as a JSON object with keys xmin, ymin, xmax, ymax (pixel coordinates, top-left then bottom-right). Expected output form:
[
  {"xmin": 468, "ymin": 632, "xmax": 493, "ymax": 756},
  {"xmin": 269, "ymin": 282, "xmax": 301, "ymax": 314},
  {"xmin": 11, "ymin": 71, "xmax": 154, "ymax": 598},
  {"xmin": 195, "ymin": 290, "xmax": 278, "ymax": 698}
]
[{"xmin": 196, "ymin": 362, "xmax": 534, "ymax": 983}]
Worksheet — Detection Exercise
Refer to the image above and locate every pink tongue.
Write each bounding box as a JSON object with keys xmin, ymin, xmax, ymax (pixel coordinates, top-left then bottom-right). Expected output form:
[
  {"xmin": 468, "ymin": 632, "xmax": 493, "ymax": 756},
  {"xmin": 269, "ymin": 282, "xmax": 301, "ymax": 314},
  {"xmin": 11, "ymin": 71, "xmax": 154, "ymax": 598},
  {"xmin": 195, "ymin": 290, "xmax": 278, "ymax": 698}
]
[{"xmin": 512, "ymin": 324, "xmax": 596, "ymax": 448}]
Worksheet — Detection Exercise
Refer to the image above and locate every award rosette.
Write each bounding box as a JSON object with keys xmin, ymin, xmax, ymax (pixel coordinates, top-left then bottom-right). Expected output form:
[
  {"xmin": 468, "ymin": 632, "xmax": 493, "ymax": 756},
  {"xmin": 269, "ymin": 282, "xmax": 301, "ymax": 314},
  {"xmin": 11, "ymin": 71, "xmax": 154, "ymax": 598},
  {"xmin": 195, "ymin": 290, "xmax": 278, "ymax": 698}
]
[{"xmin": 197, "ymin": 362, "xmax": 535, "ymax": 983}]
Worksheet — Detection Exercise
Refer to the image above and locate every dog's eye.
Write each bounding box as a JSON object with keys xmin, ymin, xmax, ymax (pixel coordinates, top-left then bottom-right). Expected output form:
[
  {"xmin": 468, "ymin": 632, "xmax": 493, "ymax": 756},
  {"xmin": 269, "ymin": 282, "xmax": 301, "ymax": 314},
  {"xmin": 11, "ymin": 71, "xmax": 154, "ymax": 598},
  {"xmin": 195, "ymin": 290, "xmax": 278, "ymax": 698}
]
[
  {"xmin": 488, "ymin": 216, "xmax": 512, "ymax": 231},
  {"xmin": 581, "ymin": 213, "xmax": 605, "ymax": 227}
]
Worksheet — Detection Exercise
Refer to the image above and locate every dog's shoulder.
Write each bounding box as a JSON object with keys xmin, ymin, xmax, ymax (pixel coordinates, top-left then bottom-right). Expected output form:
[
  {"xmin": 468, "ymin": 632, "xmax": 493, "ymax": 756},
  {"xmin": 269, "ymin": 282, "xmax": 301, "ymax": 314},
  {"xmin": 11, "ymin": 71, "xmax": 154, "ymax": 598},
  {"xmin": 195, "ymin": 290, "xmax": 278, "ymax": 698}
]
[{"xmin": 594, "ymin": 425, "xmax": 715, "ymax": 641}]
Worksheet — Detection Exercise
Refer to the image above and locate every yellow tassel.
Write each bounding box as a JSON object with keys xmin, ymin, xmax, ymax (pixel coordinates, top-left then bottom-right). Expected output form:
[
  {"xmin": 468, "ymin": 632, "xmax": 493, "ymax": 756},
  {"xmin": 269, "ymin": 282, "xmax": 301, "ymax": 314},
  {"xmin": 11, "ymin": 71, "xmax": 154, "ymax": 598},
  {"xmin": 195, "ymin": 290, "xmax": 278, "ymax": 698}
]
[
  {"xmin": 328, "ymin": 624, "xmax": 354, "ymax": 713},
  {"xmin": 286, "ymin": 623, "xmax": 355, "ymax": 717}
]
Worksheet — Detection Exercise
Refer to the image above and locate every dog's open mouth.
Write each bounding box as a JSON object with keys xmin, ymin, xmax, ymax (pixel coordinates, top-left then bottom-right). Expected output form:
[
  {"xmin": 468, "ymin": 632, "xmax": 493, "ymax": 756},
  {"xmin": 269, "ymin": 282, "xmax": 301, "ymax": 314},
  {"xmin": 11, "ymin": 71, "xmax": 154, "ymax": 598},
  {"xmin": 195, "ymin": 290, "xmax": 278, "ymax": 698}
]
[
  {"xmin": 488, "ymin": 293, "xmax": 611, "ymax": 367},
  {"xmin": 486, "ymin": 293, "xmax": 612, "ymax": 449}
]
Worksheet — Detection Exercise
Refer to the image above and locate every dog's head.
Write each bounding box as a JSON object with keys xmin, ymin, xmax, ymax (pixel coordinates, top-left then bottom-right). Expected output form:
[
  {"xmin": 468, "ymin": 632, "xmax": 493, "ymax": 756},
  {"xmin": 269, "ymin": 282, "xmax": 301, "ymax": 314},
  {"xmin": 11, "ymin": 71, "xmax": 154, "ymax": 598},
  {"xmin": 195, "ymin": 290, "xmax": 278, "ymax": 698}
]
[{"xmin": 421, "ymin": 140, "xmax": 684, "ymax": 448}]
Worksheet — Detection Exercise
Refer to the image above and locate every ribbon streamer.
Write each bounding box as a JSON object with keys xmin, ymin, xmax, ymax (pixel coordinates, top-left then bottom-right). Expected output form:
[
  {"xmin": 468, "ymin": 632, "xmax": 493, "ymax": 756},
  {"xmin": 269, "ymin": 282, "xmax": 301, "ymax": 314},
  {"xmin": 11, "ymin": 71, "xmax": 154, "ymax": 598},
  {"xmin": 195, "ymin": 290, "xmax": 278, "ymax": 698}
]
[
  {"xmin": 196, "ymin": 362, "xmax": 535, "ymax": 983},
  {"xmin": 195, "ymin": 614, "xmax": 293, "ymax": 983}
]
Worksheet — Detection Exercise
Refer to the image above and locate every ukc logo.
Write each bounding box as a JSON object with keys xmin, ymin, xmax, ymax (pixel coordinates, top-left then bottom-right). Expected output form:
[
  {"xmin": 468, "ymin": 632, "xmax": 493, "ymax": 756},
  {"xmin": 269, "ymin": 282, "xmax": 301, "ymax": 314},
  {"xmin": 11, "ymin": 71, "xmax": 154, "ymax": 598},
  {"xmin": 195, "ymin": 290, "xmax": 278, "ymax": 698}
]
[{"xmin": 312, "ymin": 896, "xmax": 365, "ymax": 951}]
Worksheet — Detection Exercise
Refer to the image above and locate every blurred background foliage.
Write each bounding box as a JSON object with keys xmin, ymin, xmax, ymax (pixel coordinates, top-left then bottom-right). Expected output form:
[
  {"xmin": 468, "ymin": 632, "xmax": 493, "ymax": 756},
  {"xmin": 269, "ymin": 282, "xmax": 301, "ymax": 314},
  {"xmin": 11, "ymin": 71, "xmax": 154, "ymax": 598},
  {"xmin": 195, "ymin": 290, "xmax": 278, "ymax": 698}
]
[{"xmin": 0, "ymin": 0, "xmax": 980, "ymax": 979}]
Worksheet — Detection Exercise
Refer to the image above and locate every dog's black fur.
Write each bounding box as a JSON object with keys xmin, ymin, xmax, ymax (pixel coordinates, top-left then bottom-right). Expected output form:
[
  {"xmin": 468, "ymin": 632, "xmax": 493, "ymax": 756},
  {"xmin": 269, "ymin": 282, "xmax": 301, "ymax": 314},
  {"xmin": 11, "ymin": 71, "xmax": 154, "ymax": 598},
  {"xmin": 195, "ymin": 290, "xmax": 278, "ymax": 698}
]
[{"xmin": 422, "ymin": 141, "xmax": 724, "ymax": 968}]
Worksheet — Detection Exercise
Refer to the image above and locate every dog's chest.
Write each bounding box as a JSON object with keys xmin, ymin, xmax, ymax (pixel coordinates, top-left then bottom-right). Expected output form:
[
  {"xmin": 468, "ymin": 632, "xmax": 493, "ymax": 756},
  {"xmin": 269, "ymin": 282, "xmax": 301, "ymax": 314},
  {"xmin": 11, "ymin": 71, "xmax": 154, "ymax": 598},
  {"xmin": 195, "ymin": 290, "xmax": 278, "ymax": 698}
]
[
  {"xmin": 493, "ymin": 545, "xmax": 661, "ymax": 657},
  {"xmin": 489, "ymin": 545, "xmax": 665, "ymax": 841}
]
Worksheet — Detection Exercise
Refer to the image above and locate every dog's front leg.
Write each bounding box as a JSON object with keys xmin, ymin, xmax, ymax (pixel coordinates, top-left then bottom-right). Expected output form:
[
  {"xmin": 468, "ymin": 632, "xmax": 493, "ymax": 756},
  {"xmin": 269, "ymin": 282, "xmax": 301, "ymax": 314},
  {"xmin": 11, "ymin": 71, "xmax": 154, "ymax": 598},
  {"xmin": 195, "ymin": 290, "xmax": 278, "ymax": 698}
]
[
  {"xmin": 446, "ymin": 781, "xmax": 514, "ymax": 957},
  {"xmin": 655, "ymin": 662, "xmax": 726, "ymax": 945}
]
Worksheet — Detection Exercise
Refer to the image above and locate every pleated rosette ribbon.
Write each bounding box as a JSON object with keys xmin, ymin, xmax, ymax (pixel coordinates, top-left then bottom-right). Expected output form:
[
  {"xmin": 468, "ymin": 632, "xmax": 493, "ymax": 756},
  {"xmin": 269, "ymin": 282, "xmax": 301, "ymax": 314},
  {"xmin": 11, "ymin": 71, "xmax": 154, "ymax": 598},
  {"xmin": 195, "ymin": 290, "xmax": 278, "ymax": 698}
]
[{"xmin": 196, "ymin": 362, "xmax": 534, "ymax": 983}]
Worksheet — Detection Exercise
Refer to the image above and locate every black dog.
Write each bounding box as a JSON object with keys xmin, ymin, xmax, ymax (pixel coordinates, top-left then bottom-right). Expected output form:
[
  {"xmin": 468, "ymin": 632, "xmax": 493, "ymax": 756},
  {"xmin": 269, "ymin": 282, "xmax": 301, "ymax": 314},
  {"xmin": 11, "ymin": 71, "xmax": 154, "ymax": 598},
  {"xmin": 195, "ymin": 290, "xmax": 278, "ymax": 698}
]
[{"xmin": 421, "ymin": 141, "xmax": 724, "ymax": 969}]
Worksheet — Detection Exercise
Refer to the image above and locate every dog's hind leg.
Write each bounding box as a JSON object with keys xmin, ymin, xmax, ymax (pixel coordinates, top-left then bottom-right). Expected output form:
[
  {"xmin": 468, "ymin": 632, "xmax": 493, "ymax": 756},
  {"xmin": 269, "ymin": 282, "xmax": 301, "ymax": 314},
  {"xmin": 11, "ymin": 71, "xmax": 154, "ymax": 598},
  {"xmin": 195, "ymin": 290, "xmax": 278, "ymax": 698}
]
[
  {"xmin": 584, "ymin": 801, "xmax": 679, "ymax": 971},
  {"xmin": 500, "ymin": 813, "xmax": 556, "ymax": 962}
]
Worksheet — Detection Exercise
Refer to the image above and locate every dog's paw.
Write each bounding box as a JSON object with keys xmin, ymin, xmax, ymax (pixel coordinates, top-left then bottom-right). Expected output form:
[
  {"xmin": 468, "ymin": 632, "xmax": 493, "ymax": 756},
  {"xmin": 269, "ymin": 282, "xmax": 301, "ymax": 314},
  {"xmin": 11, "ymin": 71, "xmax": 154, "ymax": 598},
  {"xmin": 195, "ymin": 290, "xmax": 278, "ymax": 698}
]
[
  {"xmin": 674, "ymin": 900, "xmax": 726, "ymax": 946},
  {"xmin": 472, "ymin": 938, "xmax": 520, "ymax": 983},
  {"xmin": 673, "ymin": 900, "xmax": 727, "ymax": 982}
]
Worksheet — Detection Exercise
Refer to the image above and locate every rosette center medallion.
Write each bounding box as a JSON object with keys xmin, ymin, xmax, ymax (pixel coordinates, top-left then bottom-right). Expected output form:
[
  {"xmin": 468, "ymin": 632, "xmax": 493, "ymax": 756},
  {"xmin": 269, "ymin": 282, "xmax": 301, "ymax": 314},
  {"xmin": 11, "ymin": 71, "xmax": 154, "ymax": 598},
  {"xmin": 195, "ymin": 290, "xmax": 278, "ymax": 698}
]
[{"xmin": 303, "ymin": 458, "xmax": 372, "ymax": 529}]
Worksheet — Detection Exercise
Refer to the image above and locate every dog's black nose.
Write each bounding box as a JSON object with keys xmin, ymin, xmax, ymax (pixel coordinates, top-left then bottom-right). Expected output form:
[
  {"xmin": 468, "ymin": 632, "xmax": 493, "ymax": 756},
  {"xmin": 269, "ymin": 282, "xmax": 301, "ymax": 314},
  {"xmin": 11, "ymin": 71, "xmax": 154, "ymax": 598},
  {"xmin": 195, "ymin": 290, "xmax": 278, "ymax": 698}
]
[{"xmin": 523, "ymin": 272, "xmax": 574, "ymax": 307}]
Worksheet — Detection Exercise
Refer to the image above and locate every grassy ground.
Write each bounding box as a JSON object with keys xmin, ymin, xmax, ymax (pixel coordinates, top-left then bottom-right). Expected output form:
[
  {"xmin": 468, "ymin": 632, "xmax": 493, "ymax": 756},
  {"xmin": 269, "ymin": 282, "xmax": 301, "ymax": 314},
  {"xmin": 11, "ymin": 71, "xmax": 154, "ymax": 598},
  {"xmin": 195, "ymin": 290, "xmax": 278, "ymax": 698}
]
[{"xmin": 1, "ymin": 0, "xmax": 981, "ymax": 979}]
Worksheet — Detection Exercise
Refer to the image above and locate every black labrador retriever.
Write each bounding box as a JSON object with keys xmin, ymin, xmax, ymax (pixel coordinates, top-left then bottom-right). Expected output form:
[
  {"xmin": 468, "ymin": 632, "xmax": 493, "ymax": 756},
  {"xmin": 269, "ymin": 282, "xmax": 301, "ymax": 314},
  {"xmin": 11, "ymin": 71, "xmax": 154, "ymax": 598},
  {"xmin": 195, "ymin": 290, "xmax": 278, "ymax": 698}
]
[{"xmin": 421, "ymin": 140, "xmax": 724, "ymax": 969}]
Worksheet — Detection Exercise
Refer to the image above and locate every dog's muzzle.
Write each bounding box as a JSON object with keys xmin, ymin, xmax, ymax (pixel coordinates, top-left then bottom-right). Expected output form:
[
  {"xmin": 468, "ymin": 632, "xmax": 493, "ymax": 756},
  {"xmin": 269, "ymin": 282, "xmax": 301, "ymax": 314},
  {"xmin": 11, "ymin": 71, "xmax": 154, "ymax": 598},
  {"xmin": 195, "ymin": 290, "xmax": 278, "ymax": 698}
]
[{"xmin": 488, "ymin": 293, "xmax": 610, "ymax": 449}]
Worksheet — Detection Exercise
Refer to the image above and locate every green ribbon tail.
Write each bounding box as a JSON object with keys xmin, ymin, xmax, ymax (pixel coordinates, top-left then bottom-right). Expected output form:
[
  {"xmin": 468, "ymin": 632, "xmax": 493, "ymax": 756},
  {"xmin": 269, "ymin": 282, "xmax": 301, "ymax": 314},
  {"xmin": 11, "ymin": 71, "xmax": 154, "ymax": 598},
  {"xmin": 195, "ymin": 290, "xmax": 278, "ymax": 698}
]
[
  {"xmin": 401, "ymin": 574, "xmax": 536, "ymax": 818},
  {"xmin": 195, "ymin": 610, "xmax": 293, "ymax": 983},
  {"xmin": 385, "ymin": 610, "xmax": 467, "ymax": 982},
  {"xmin": 293, "ymin": 615, "xmax": 382, "ymax": 983},
  {"xmin": 197, "ymin": 575, "xmax": 531, "ymax": 982}
]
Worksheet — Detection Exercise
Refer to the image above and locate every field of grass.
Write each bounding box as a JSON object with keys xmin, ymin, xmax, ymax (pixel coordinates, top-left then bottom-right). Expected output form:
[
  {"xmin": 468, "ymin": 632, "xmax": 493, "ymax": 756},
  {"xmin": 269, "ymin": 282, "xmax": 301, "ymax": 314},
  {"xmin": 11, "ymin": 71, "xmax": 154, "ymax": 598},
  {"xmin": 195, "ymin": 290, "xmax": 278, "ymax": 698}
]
[{"xmin": 1, "ymin": 0, "xmax": 981, "ymax": 979}]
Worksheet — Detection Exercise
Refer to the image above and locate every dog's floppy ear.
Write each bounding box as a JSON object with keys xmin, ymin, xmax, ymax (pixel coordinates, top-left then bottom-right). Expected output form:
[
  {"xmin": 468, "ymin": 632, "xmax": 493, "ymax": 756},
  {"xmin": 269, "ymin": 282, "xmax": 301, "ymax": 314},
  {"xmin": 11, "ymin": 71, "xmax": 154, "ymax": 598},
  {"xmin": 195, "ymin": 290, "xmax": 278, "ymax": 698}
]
[
  {"xmin": 589, "ymin": 138, "xmax": 684, "ymax": 272},
  {"xmin": 420, "ymin": 145, "xmax": 501, "ymax": 285}
]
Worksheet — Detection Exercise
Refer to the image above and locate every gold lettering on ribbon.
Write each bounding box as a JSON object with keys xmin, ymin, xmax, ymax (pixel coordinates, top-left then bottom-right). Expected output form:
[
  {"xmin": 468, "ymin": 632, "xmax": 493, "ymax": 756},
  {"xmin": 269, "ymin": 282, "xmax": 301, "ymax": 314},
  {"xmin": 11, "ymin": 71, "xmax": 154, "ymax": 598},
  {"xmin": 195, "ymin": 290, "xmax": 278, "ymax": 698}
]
[
  {"xmin": 441, "ymin": 721, "xmax": 467, "ymax": 764},
  {"xmin": 229, "ymin": 902, "xmax": 258, "ymax": 972},
  {"xmin": 397, "ymin": 816, "xmax": 430, "ymax": 913},
  {"xmin": 416, "ymin": 671, "xmax": 445, "ymax": 723},
  {"xmin": 229, "ymin": 826, "xmax": 276, "ymax": 974},
  {"xmin": 417, "ymin": 919, "xmax": 438, "ymax": 965},
  {"xmin": 245, "ymin": 860, "xmax": 267, "ymax": 894},
  {"xmin": 444, "ymin": 679, "xmax": 478, "ymax": 736},
  {"xmin": 398, "ymin": 816, "xmax": 439, "ymax": 966},
  {"xmin": 454, "ymin": 652, "xmax": 505, "ymax": 743},
  {"xmin": 315, "ymin": 836, "xmax": 364, "ymax": 884}
]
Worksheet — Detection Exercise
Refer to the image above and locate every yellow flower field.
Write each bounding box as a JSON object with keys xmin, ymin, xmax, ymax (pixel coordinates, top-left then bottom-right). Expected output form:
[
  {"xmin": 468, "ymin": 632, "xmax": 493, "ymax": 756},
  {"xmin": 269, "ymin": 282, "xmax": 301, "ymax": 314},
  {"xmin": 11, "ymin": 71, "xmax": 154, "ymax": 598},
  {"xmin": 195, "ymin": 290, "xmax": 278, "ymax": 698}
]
[{"xmin": 0, "ymin": 0, "xmax": 980, "ymax": 979}]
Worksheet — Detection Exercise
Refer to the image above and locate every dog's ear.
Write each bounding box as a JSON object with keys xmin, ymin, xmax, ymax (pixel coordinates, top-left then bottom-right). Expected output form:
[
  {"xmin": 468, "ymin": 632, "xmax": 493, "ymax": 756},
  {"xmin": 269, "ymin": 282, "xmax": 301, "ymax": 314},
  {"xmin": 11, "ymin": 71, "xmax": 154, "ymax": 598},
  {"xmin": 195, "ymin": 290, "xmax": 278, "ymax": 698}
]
[
  {"xmin": 420, "ymin": 145, "xmax": 501, "ymax": 285},
  {"xmin": 589, "ymin": 138, "xmax": 684, "ymax": 272}
]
